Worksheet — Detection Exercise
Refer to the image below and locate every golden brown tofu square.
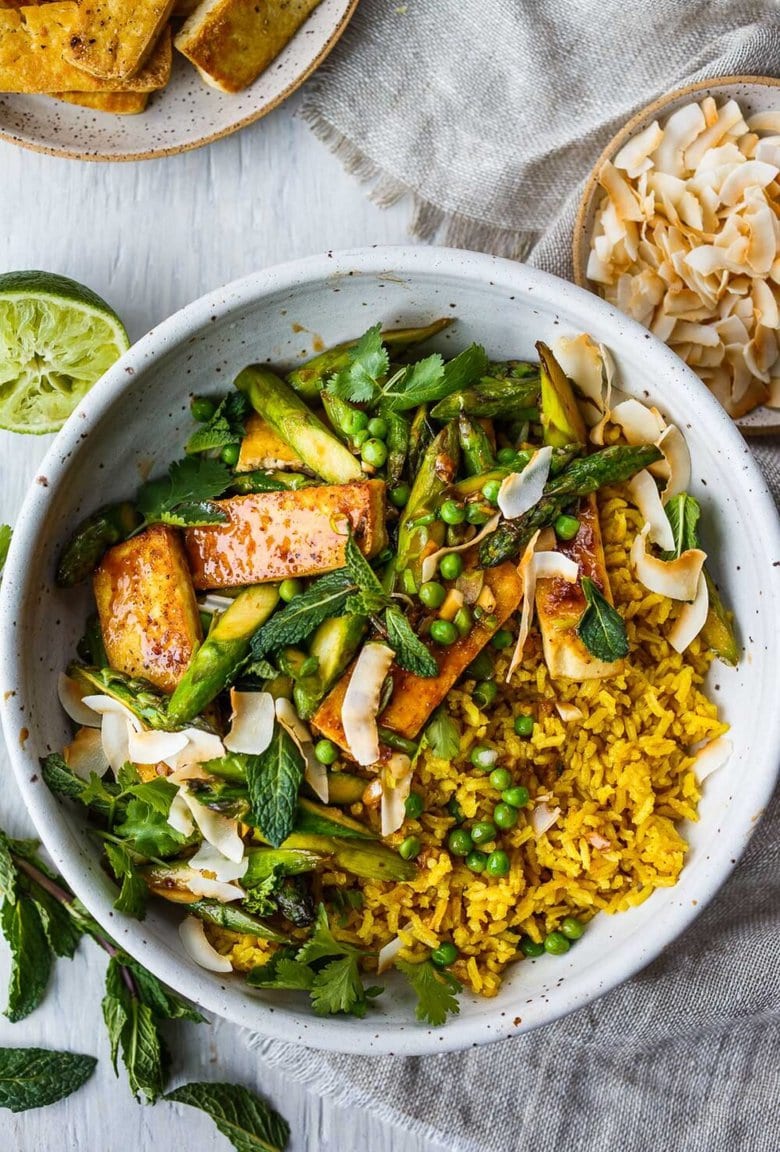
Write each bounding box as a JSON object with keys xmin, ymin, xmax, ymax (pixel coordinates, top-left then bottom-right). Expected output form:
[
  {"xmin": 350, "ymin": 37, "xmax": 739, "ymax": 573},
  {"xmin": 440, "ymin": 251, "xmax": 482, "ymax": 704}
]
[
  {"xmin": 63, "ymin": 0, "xmax": 175, "ymax": 81},
  {"xmin": 184, "ymin": 479, "xmax": 387, "ymax": 589},
  {"xmin": 55, "ymin": 90, "xmax": 150, "ymax": 114},
  {"xmin": 237, "ymin": 412, "xmax": 306, "ymax": 473},
  {"xmin": 93, "ymin": 525, "xmax": 202, "ymax": 694},
  {"xmin": 175, "ymin": 0, "xmax": 322, "ymax": 94}
]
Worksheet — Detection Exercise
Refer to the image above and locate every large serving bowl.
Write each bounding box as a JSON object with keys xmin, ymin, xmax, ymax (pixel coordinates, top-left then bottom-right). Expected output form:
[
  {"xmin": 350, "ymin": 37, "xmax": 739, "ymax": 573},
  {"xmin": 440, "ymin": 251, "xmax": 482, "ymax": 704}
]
[{"xmin": 2, "ymin": 247, "xmax": 778, "ymax": 1056}]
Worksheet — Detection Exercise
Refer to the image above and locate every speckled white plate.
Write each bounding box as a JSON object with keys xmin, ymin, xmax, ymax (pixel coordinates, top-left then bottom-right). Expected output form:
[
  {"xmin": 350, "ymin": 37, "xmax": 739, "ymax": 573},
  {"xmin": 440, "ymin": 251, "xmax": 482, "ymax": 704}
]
[
  {"xmin": 0, "ymin": 0, "xmax": 357, "ymax": 161},
  {"xmin": 573, "ymin": 75, "xmax": 780, "ymax": 435},
  {"xmin": 2, "ymin": 248, "xmax": 779, "ymax": 1056}
]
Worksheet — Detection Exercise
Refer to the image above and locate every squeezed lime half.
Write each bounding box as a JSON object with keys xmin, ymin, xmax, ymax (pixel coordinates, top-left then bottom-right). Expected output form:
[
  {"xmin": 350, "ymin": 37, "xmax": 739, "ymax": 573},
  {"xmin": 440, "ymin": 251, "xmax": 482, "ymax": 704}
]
[{"xmin": 0, "ymin": 270, "xmax": 130, "ymax": 434}]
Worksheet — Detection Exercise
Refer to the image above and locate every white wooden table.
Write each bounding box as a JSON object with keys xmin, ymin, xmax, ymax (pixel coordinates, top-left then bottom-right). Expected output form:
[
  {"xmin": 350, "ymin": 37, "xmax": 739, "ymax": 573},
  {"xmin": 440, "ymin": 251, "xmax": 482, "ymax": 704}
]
[{"xmin": 0, "ymin": 94, "xmax": 439, "ymax": 1152}]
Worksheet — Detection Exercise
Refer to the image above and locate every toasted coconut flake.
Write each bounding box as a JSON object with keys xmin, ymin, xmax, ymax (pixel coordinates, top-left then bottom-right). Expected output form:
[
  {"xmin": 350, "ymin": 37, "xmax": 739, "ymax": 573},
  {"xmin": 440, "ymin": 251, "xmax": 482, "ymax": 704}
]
[
  {"xmin": 719, "ymin": 160, "xmax": 778, "ymax": 205},
  {"xmin": 531, "ymin": 801, "xmax": 561, "ymax": 837},
  {"xmin": 341, "ymin": 643, "xmax": 396, "ymax": 766},
  {"xmin": 614, "ymin": 120, "xmax": 664, "ymax": 178},
  {"xmin": 58, "ymin": 673, "xmax": 101, "ymax": 728},
  {"xmin": 506, "ymin": 531, "xmax": 541, "ymax": 682},
  {"xmin": 631, "ymin": 525, "xmax": 705, "ymax": 600},
  {"xmin": 128, "ymin": 728, "xmax": 189, "ymax": 766},
  {"xmin": 189, "ymin": 841, "xmax": 248, "ymax": 884},
  {"xmin": 275, "ymin": 697, "xmax": 328, "ymax": 803},
  {"xmin": 497, "ymin": 446, "xmax": 553, "ymax": 520},
  {"xmin": 173, "ymin": 729, "xmax": 225, "ymax": 768},
  {"xmin": 653, "ymin": 101, "xmax": 706, "ymax": 176},
  {"xmin": 598, "ymin": 160, "xmax": 644, "ymax": 221},
  {"xmin": 199, "ymin": 593, "xmax": 236, "ymax": 616},
  {"xmin": 532, "ymin": 552, "xmax": 579, "ymax": 582},
  {"xmin": 610, "ymin": 398, "xmax": 667, "ymax": 444},
  {"xmin": 747, "ymin": 111, "xmax": 780, "ymax": 133},
  {"xmin": 420, "ymin": 514, "xmax": 500, "ymax": 585},
  {"xmin": 627, "ymin": 470, "xmax": 676, "ymax": 551},
  {"xmin": 587, "ymin": 831, "xmax": 611, "ymax": 850},
  {"xmin": 82, "ymin": 694, "xmax": 141, "ymax": 731},
  {"xmin": 668, "ymin": 571, "xmax": 709, "ymax": 653},
  {"xmin": 377, "ymin": 933, "xmax": 406, "ymax": 974},
  {"xmin": 100, "ymin": 712, "xmax": 133, "ymax": 774},
  {"xmin": 64, "ymin": 727, "xmax": 110, "ymax": 780},
  {"xmin": 186, "ymin": 873, "xmax": 245, "ymax": 902},
  {"xmin": 179, "ymin": 916, "xmax": 233, "ymax": 973},
  {"xmin": 179, "ymin": 787, "xmax": 244, "ymax": 864},
  {"xmin": 551, "ymin": 333, "xmax": 611, "ymax": 425},
  {"xmin": 167, "ymin": 790, "xmax": 195, "ymax": 836},
  {"xmin": 224, "ymin": 689, "xmax": 275, "ymax": 755},
  {"xmin": 555, "ymin": 702, "xmax": 584, "ymax": 723},
  {"xmin": 652, "ymin": 424, "xmax": 691, "ymax": 501},
  {"xmin": 380, "ymin": 753, "xmax": 413, "ymax": 837},
  {"xmin": 693, "ymin": 736, "xmax": 733, "ymax": 782},
  {"xmin": 755, "ymin": 136, "xmax": 780, "ymax": 167}
]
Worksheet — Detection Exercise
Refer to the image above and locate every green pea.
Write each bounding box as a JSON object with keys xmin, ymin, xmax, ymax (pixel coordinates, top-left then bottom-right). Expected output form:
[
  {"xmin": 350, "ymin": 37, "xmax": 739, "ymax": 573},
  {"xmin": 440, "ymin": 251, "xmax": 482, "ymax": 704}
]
[
  {"xmin": 447, "ymin": 828, "xmax": 473, "ymax": 857},
  {"xmin": 473, "ymin": 679, "xmax": 498, "ymax": 709},
  {"xmin": 361, "ymin": 438, "xmax": 388, "ymax": 467},
  {"xmin": 491, "ymin": 628, "xmax": 513, "ymax": 650},
  {"xmin": 419, "ymin": 581, "xmax": 446, "ymax": 609},
  {"xmin": 502, "ymin": 786, "xmax": 530, "ymax": 809},
  {"xmin": 398, "ymin": 835, "xmax": 421, "ymax": 861},
  {"xmin": 353, "ymin": 429, "xmax": 370, "ymax": 448},
  {"xmin": 519, "ymin": 936, "xmax": 545, "ymax": 958},
  {"xmin": 466, "ymin": 850, "xmax": 487, "ymax": 873},
  {"xmin": 220, "ymin": 443, "xmax": 240, "ymax": 466},
  {"xmin": 314, "ymin": 738, "xmax": 338, "ymax": 766},
  {"xmin": 482, "ymin": 478, "xmax": 502, "ymax": 505},
  {"xmin": 343, "ymin": 409, "xmax": 369, "ymax": 434},
  {"xmin": 279, "ymin": 578, "xmax": 304, "ymax": 603},
  {"xmin": 470, "ymin": 745, "xmax": 498, "ymax": 772},
  {"xmin": 367, "ymin": 416, "xmax": 388, "ymax": 439},
  {"xmin": 466, "ymin": 502, "xmax": 493, "ymax": 525},
  {"xmin": 554, "ymin": 513, "xmax": 581, "ymax": 541},
  {"xmin": 493, "ymin": 802, "xmax": 518, "ymax": 830},
  {"xmin": 446, "ymin": 797, "xmax": 464, "ymax": 825},
  {"xmin": 440, "ymin": 499, "xmax": 466, "ymax": 525},
  {"xmin": 560, "ymin": 915, "xmax": 585, "ymax": 940},
  {"xmin": 404, "ymin": 792, "xmax": 424, "ymax": 820},
  {"xmin": 513, "ymin": 714, "xmax": 534, "ymax": 737},
  {"xmin": 470, "ymin": 821, "xmax": 497, "ymax": 846},
  {"xmin": 489, "ymin": 767, "xmax": 512, "ymax": 792},
  {"xmin": 466, "ymin": 652, "xmax": 494, "ymax": 681},
  {"xmin": 486, "ymin": 849, "xmax": 510, "ymax": 877},
  {"xmin": 454, "ymin": 606, "xmax": 473, "ymax": 638},
  {"xmin": 191, "ymin": 395, "xmax": 216, "ymax": 423},
  {"xmin": 390, "ymin": 484, "xmax": 411, "ymax": 508},
  {"xmin": 496, "ymin": 446, "xmax": 518, "ymax": 465},
  {"xmin": 439, "ymin": 553, "xmax": 464, "ymax": 581},
  {"xmin": 544, "ymin": 931, "xmax": 571, "ymax": 955},
  {"xmin": 431, "ymin": 619, "xmax": 458, "ymax": 646},
  {"xmin": 430, "ymin": 941, "xmax": 458, "ymax": 967}
]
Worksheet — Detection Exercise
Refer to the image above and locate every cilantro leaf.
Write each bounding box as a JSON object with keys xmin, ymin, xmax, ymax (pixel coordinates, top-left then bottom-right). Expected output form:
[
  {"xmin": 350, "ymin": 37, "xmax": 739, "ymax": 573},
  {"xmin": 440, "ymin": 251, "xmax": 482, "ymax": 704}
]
[
  {"xmin": 576, "ymin": 576, "xmax": 629, "ymax": 662},
  {"xmin": 165, "ymin": 1081, "xmax": 290, "ymax": 1152},
  {"xmin": 396, "ymin": 958, "xmax": 461, "ymax": 1026},
  {"xmin": 664, "ymin": 493, "xmax": 701, "ymax": 558},
  {"xmin": 0, "ymin": 524, "xmax": 11, "ymax": 578},
  {"xmin": 382, "ymin": 344, "xmax": 488, "ymax": 412},
  {"xmin": 1, "ymin": 899, "xmax": 52, "ymax": 1023},
  {"xmin": 0, "ymin": 1047, "xmax": 97, "ymax": 1113},
  {"xmin": 423, "ymin": 708, "xmax": 461, "ymax": 759},
  {"xmin": 247, "ymin": 956, "xmax": 315, "ymax": 992},
  {"xmin": 186, "ymin": 391, "xmax": 250, "ymax": 455},
  {"xmin": 249, "ymin": 570, "xmax": 354, "ymax": 659},
  {"xmin": 326, "ymin": 324, "xmax": 389, "ymax": 405},
  {"xmin": 310, "ymin": 955, "xmax": 368, "ymax": 1017},
  {"xmin": 103, "ymin": 842, "xmax": 147, "ymax": 919},
  {"xmin": 137, "ymin": 457, "xmax": 232, "ymax": 528},
  {"xmin": 242, "ymin": 867, "xmax": 285, "ymax": 918},
  {"xmin": 245, "ymin": 725, "xmax": 305, "ymax": 848},
  {"xmin": 384, "ymin": 606, "xmax": 438, "ymax": 677},
  {"xmin": 295, "ymin": 903, "xmax": 349, "ymax": 965}
]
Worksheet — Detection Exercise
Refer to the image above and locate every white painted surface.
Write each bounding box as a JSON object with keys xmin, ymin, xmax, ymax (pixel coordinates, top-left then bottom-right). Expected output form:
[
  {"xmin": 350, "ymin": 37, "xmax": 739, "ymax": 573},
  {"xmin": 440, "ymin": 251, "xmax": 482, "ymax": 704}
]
[{"xmin": 0, "ymin": 93, "xmax": 436, "ymax": 1152}]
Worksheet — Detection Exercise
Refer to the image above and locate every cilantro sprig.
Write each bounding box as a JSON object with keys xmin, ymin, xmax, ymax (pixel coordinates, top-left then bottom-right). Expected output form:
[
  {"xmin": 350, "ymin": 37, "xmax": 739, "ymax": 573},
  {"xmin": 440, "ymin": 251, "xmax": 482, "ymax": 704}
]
[
  {"xmin": 136, "ymin": 456, "xmax": 233, "ymax": 529},
  {"xmin": 396, "ymin": 958, "xmax": 462, "ymax": 1027}
]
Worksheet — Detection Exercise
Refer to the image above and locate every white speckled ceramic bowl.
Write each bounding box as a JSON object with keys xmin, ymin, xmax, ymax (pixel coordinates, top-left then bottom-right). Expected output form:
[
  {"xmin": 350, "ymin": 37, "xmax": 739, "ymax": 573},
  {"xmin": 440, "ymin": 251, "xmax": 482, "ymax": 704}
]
[
  {"xmin": 2, "ymin": 248, "xmax": 778, "ymax": 1056},
  {"xmin": 0, "ymin": 0, "xmax": 357, "ymax": 162}
]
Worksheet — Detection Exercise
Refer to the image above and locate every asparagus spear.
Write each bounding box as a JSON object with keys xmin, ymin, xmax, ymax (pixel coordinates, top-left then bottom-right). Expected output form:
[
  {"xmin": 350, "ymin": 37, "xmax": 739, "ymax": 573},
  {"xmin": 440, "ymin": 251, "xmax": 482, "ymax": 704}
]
[
  {"xmin": 286, "ymin": 319, "xmax": 453, "ymax": 399},
  {"xmin": 167, "ymin": 585, "xmax": 280, "ymax": 726},
  {"xmin": 430, "ymin": 362, "xmax": 540, "ymax": 420},
  {"xmin": 537, "ymin": 341, "xmax": 587, "ymax": 447},
  {"xmin": 325, "ymin": 772, "xmax": 368, "ymax": 805},
  {"xmin": 408, "ymin": 404, "xmax": 434, "ymax": 477},
  {"xmin": 294, "ymin": 614, "xmax": 367, "ymax": 720},
  {"xmin": 188, "ymin": 899, "xmax": 288, "ymax": 942},
  {"xmin": 235, "ymin": 367, "xmax": 362, "ymax": 484},
  {"xmin": 228, "ymin": 470, "xmax": 313, "ymax": 494},
  {"xmin": 56, "ymin": 501, "xmax": 140, "ymax": 587},
  {"xmin": 395, "ymin": 422, "xmax": 460, "ymax": 585},
  {"xmin": 458, "ymin": 414, "xmax": 495, "ymax": 475},
  {"xmin": 479, "ymin": 444, "xmax": 663, "ymax": 566},
  {"xmin": 66, "ymin": 663, "xmax": 202, "ymax": 732},
  {"xmin": 383, "ymin": 408, "xmax": 410, "ymax": 486},
  {"xmin": 450, "ymin": 446, "xmax": 580, "ymax": 499},
  {"xmin": 701, "ymin": 573, "xmax": 739, "ymax": 666}
]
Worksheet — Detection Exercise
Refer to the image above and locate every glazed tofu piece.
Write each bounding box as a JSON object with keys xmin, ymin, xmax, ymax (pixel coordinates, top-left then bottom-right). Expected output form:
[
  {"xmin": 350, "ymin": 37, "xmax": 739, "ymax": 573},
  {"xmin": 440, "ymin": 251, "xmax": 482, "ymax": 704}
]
[
  {"xmin": 175, "ymin": 0, "xmax": 322, "ymax": 93},
  {"xmin": 237, "ymin": 412, "xmax": 306, "ymax": 473},
  {"xmin": 55, "ymin": 90, "xmax": 150, "ymax": 114},
  {"xmin": 313, "ymin": 561, "xmax": 524, "ymax": 748},
  {"xmin": 184, "ymin": 479, "xmax": 387, "ymax": 589},
  {"xmin": 93, "ymin": 525, "xmax": 202, "ymax": 693},
  {"xmin": 63, "ymin": 0, "xmax": 175, "ymax": 81},
  {"xmin": 535, "ymin": 494, "xmax": 622, "ymax": 679}
]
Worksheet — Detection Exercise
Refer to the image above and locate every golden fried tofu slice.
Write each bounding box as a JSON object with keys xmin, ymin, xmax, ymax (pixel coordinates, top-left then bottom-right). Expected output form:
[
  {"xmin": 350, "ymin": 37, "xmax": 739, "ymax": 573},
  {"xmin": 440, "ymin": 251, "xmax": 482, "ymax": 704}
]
[
  {"xmin": 175, "ymin": 0, "xmax": 322, "ymax": 94},
  {"xmin": 55, "ymin": 90, "xmax": 150, "ymax": 114},
  {"xmin": 184, "ymin": 480, "xmax": 387, "ymax": 589},
  {"xmin": 237, "ymin": 412, "xmax": 306, "ymax": 473},
  {"xmin": 313, "ymin": 562, "xmax": 524, "ymax": 749},
  {"xmin": 535, "ymin": 494, "xmax": 622, "ymax": 679},
  {"xmin": 93, "ymin": 525, "xmax": 202, "ymax": 694},
  {"xmin": 0, "ymin": 7, "xmax": 172, "ymax": 92},
  {"xmin": 63, "ymin": 0, "xmax": 175, "ymax": 81},
  {"xmin": 172, "ymin": 0, "xmax": 200, "ymax": 21}
]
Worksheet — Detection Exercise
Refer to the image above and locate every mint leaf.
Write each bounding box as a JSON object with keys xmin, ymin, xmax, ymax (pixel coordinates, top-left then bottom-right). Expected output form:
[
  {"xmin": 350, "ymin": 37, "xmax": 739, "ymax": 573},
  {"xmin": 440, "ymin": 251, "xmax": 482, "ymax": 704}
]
[
  {"xmin": 122, "ymin": 957, "xmax": 203, "ymax": 1023},
  {"xmin": 0, "ymin": 1047, "xmax": 96, "ymax": 1112},
  {"xmin": 396, "ymin": 958, "xmax": 461, "ymax": 1026},
  {"xmin": 186, "ymin": 392, "xmax": 250, "ymax": 455},
  {"xmin": 137, "ymin": 457, "xmax": 231, "ymax": 527},
  {"xmin": 102, "ymin": 957, "xmax": 168, "ymax": 1103},
  {"xmin": 246, "ymin": 725, "xmax": 305, "ymax": 848},
  {"xmin": 166, "ymin": 1081, "xmax": 290, "ymax": 1152},
  {"xmin": 1, "ymin": 899, "xmax": 52, "ymax": 1023},
  {"xmin": 22, "ymin": 881, "xmax": 83, "ymax": 959},
  {"xmin": 423, "ymin": 708, "xmax": 461, "ymax": 759},
  {"xmin": 577, "ymin": 576, "xmax": 629, "ymax": 662},
  {"xmin": 664, "ymin": 493, "xmax": 701, "ymax": 558},
  {"xmin": 249, "ymin": 569, "xmax": 353, "ymax": 659},
  {"xmin": 326, "ymin": 324, "xmax": 389, "ymax": 405},
  {"xmin": 0, "ymin": 524, "xmax": 11, "ymax": 578},
  {"xmin": 384, "ymin": 606, "xmax": 438, "ymax": 677},
  {"xmin": 0, "ymin": 832, "xmax": 16, "ymax": 904},
  {"xmin": 344, "ymin": 533, "xmax": 387, "ymax": 600}
]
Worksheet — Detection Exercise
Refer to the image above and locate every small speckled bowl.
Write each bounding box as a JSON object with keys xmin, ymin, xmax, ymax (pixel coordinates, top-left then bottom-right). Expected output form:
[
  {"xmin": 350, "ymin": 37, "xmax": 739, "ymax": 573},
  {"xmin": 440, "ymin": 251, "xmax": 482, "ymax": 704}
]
[
  {"xmin": 0, "ymin": 0, "xmax": 358, "ymax": 162},
  {"xmin": 2, "ymin": 248, "xmax": 779, "ymax": 1056},
  {"xmin": 573, "ymin": 75, "xmax": 780, "ymax": 435}
]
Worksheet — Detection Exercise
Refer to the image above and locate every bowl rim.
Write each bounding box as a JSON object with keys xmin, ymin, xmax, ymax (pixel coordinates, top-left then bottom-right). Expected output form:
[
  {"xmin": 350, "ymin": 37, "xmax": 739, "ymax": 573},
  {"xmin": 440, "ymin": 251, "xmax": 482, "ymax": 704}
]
[
  {"xmin": 0, "ymin": 0, "xmax": 359, "ymax": 164},
  {"xmin": 2, "ymin": 245, "xmax": 779, "ymax": 1056}
]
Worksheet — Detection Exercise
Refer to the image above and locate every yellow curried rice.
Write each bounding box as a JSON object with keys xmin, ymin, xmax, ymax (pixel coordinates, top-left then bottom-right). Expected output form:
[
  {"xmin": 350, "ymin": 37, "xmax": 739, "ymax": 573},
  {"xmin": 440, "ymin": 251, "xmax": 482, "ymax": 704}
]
[{"xmin": 212, "ymin": 489, "xmax": 728, "ymax": 997}]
